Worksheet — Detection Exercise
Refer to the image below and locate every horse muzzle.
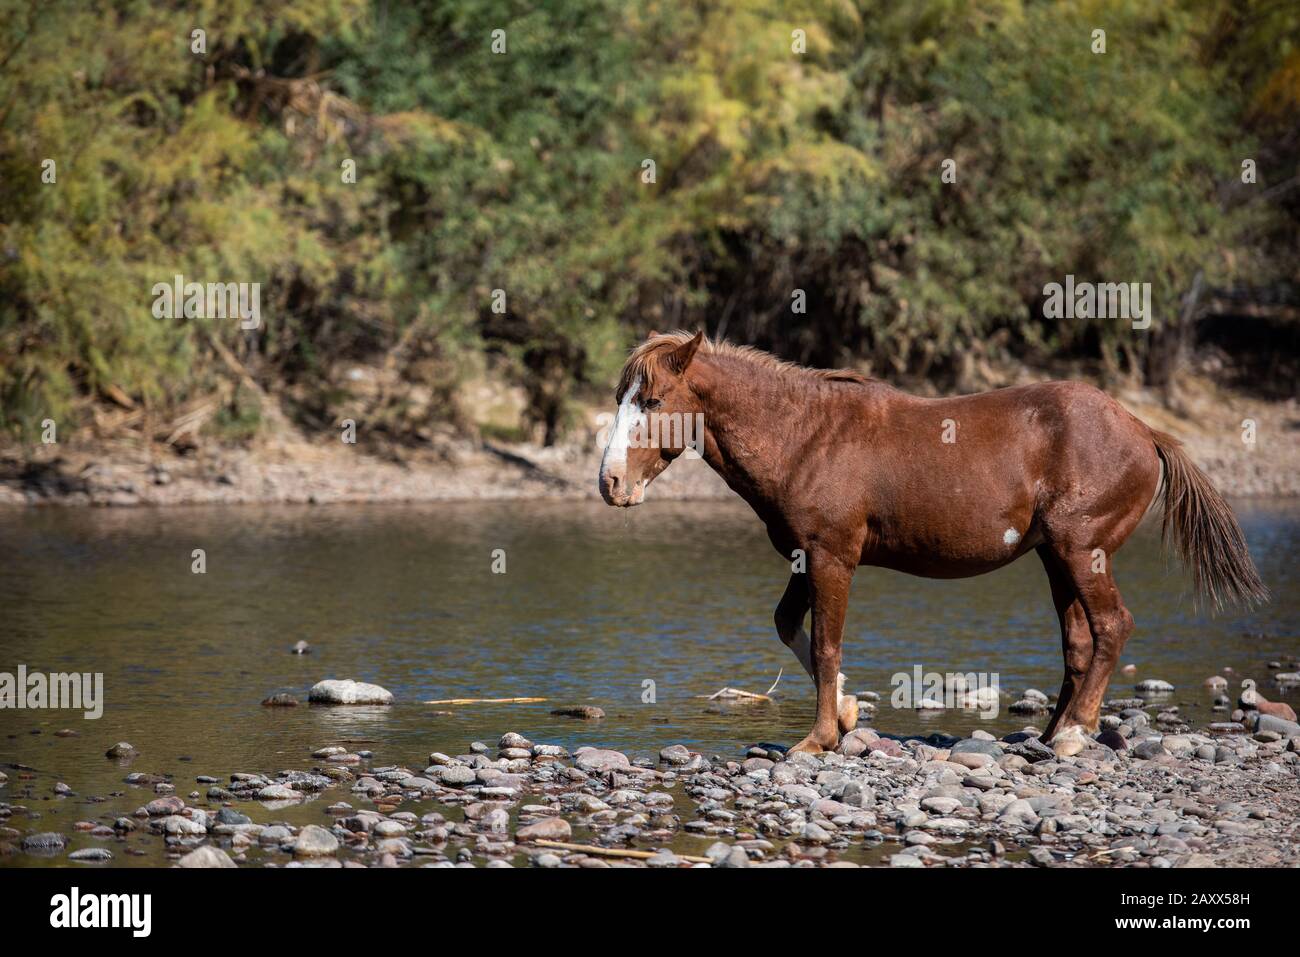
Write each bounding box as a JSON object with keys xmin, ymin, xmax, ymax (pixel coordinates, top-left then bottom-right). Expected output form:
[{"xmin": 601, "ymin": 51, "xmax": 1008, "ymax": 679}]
[{"xmin": 598, "ymin": 467, "xmax": 646, "ymax": 507}]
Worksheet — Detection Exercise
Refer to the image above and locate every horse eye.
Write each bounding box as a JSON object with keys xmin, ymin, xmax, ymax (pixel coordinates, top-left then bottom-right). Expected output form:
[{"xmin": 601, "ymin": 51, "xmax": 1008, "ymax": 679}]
[{"xmin": 643, "ymin": 398, "xmax": 662, "ymax": 411}]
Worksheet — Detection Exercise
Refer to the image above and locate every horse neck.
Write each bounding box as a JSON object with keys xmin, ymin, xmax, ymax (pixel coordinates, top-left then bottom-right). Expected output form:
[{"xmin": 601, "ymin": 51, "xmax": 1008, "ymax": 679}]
[{"xmin": 688, "ymin": 354, "xmax": 828, "ymax": 512}]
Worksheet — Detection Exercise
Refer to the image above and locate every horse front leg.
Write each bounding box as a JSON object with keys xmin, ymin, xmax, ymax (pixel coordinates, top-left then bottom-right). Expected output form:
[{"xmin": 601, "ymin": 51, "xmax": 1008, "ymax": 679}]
[
  {"xmin": 788, "ymin": 557, "xmax": 854, "ymax": 754},
  {"xmin": 774, "ymin": 572, "xmax": 858, "ymax": 739}
]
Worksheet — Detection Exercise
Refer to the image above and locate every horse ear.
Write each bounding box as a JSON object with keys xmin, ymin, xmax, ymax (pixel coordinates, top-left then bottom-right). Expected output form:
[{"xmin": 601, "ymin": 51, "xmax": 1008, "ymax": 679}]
[
  {"xmin": 647, "ymin": 329, "xmax": 660, "ymax": 339},
  {"xmin": 666, "ymin": 330, "xmax": 704, "ymax": 376}
]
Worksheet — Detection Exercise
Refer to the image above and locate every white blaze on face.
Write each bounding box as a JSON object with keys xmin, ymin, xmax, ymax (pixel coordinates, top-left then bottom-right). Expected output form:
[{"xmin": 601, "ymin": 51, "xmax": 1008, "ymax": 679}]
[{"xmin": 600, "ymin": 375, "xmax": 643, "ymax": 473}]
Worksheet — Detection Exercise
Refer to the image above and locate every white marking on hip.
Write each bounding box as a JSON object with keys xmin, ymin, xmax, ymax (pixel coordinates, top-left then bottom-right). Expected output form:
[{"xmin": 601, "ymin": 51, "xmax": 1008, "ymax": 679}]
[
  {"xmin": 1003, "ymin": 527, "xmax": 1020, "ymax": 546},
  {"xmin": 599, "ymin": 375, "xmax": 643, "ymax": 471}
]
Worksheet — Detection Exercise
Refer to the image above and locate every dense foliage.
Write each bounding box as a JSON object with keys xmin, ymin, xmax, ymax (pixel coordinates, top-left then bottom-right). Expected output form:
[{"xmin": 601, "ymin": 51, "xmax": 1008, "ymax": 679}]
[{"xmin": 1, "ymin": 0, "xmax": 1296, "ymax": 445}]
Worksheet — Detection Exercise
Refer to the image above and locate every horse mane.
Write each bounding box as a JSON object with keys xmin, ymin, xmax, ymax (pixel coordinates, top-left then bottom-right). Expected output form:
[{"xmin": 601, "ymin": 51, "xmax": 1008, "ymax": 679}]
[{"xmin": 616, "ymin": 331, "xmax": 869, "ymax": 398}]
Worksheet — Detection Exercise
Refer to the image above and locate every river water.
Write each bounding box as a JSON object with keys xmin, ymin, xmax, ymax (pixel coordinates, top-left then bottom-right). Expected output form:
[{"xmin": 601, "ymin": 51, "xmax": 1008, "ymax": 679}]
[{"xmin": 1, "ymin": 499, "xmax": 1296, "ymax": 865}]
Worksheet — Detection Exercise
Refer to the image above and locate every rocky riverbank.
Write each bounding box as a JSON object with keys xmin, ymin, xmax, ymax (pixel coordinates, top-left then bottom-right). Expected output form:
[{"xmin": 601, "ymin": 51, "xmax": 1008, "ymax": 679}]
[{"xmin": 5, "ymin": 693, "xmax": 1299, "ymax": 868}]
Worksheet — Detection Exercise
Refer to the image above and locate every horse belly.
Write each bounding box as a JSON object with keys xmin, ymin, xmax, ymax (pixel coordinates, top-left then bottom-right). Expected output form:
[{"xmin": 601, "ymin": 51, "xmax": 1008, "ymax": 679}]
[
  {"xmin": 860, "ymin": 487, "xmax": 1041, "ymax": 579},
  {"xmin": 863, "ymin": 544, "xmax": 1034, "ymax": 579}
]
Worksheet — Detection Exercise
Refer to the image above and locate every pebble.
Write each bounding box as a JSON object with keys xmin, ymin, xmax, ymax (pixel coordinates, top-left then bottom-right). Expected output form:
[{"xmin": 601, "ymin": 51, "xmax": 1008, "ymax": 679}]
[{"xmin": 15, "ymin": 687, "xmax": 1300, "ymax": 870}]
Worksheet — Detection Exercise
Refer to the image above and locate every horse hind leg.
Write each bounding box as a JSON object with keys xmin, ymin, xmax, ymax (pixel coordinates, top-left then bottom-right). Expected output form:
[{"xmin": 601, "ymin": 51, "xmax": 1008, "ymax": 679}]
[
  {"xmin": 1046, "ymin": 548, "xmax": 1136, "ymax": 756},
  {"xmin": 1037, "ymin": 546, "xmax": 1093, "ymax": 756},
  {"xmin": 775, "ymin": 573, "xmax": 858, "ymax": 735}
]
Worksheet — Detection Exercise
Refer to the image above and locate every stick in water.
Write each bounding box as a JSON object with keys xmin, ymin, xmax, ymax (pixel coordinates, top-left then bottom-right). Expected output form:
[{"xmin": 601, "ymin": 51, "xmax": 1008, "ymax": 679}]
[
  {"xmin": 422, "ymin": 697, "xmax": 548, "ymax": 705},
  {"xmin": 533, "ymin": 839, "xmax": 712, "ymax": 864}
]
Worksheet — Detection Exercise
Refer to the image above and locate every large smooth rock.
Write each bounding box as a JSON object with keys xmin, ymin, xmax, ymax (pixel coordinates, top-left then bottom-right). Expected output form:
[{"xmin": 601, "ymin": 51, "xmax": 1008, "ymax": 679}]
[
  {"xmin": 998, "ymin": 799, "xmax": 1039, "ymax": 827},
  {"xmin": 145, "ymin": 796, "xmax": 186, "ymax": 816},
  {"xmin": 293, "ymin": 824, "xmax": 340, "ymax": 857},
  {"xmin": 574, "ymin": 748, "xmax": 630, "ymax": 773},
  {"xmin": 1131, "ymin": 738, "xmax": 1169, "ymax": 759},
  {"xmin": 1096, "ymin": 728, "xmax": 1128, "ymax": 751},
  {"xmin": 1254, "ymin": 713, "xmax": 1300, "ymax": 737},
  {"xmin": 21, "ymin": 832, "xmax": 66, "ymax": 851},
  {"xmin": 161, "ymin": 815, "xmax": 206, "ymax": 836},
  {"xmin": 178, "ymin": 845, "xmax": 237, "ymax": 868},
  {"xmin": 308, "ymin": 679, "xmax": 393, "ymax": 705},
  {"xmin": 837, "ymin": 728, "xmax": 880, "ymax": 757},
  {"xmin": 69, "ymin": 848, "xmax": 113, "ymax": 862},
  {"xmin": 865, "ymin": 737, "xmax": 904, "ymax": 757},
  {"xmin": 659, "ymin": 744, "xmax": 693, "ymax": 765},
  {"xmin": 950, "ymin": 737, "xmax": 1004, "ymax": 758},
  {"xmin": 517, "ymin": 817, "xmax": 572, "ymax": 842},
  {"xmin": 432, "ymin": 765, "xmax": 476, "ymax": 787},
  {"xmin": 1136, "ymin": 679, "xmax": 1175, "ymax": 694}
]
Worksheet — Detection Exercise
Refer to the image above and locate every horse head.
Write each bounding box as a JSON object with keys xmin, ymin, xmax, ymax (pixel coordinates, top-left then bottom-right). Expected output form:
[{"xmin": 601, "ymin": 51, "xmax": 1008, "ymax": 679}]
[{"xmin": 598, "ymin": 330, "xmax": 705, "ymax": 507}]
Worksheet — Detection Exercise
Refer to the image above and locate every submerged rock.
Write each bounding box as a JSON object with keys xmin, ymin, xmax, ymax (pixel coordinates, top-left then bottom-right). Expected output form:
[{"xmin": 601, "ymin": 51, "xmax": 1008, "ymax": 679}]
[
  {"xmin": 21, "ymin": 833, "xmax": 66, "ymax": 852},
  {"xmin": 551, "ymin": 705, "xmax": 605, "ymax": 720},
  {"xmin": 1009, "ymin": 698, "xmax": 1049, "ymax": 715}
]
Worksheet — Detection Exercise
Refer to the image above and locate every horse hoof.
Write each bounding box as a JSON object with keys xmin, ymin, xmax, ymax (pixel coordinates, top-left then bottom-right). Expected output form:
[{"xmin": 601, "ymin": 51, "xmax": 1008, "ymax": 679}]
[
  {"xmin": 789, "ymin": 734, "xmax": 837, "ymax": 756},
  {"xmin": 1049, "ymin": 725, "xmax": 1089, "ymax": 757},
  {"xmin": 837, "ymin": 695, "xmax": 859, "ymax": 734}
]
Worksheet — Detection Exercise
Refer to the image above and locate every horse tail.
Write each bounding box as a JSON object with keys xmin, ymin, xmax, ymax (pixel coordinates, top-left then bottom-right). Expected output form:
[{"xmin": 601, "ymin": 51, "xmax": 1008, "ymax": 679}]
[{"xmin": 1150, "ymin": 429, "xmax": 1268, "ymax": 612}]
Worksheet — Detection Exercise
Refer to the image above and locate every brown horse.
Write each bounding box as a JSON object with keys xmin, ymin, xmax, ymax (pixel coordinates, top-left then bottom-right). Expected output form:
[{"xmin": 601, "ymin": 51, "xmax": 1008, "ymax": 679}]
[{"xmin": 598, "ymin": 331, "xmax": 1267, "ymax": 756}]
